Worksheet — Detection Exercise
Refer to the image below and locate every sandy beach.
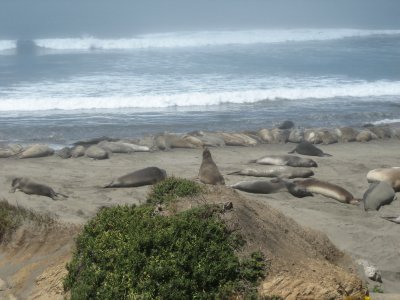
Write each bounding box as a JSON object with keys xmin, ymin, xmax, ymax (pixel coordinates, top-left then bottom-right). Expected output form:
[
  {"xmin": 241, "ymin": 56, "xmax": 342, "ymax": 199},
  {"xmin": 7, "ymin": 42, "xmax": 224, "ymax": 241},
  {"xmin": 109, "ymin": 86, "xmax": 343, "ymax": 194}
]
[{"xmin": 1, "ymin": 138, "xmax": 399, "ymax": 298}]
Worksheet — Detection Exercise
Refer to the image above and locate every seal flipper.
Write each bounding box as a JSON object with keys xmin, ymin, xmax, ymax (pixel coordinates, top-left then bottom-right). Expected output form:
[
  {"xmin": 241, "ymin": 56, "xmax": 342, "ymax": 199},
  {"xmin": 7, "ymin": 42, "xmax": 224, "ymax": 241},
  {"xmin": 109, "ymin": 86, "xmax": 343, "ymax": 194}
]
[
  {"xmin": 288, "ymin": 148, "xmax": 296, "ymax": 154},
  {"xmin": 227, "ymin": 171, "xmax": 240, "ymax": 175},
  {"xmin": 381, "ymin": 216, "xmax": 400, "ymax": 224},
  {"xmin": 322, "ymin": 152, "xmax": 332, "ymax": 157}
]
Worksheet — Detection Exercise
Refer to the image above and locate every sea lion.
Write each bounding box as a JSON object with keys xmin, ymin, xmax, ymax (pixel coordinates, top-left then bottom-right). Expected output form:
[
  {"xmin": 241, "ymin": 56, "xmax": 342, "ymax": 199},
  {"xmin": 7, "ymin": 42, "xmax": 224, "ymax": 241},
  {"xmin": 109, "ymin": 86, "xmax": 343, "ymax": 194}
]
[
  {"xmin": 288, "ymin": 141, "xmax": 331, "ymax": 157},
  {"xmin": 56, "ymin": 147, "xmax": 72, "ymax": 159},
  {"xmin": 199, "ymin": 148, "xmax": 225, "ymax": 185},
  {"xmin": 292, "ymin": 178, "xmax": 358, "ymax": 204},
  {"xmin": 228, "ymin": 166, "xmax": 314, "ymax": 179},
  {"xmin": 85, "ymin": 145, "xmax": 109, "ymax": 159},
  {"xmin": 230, "ymin": 179, "xmax": 286, "ymax": 194},
  {"xmin": 367, "ymin": 167, "xmax": 400, "ymax": 192},
  {"xmin": 18, "ymin": 144, "xmax": 54, "ymax": 159},
  {"xmin": 362, "ymin": 181, "xmax": 396, "ymax": 211},
  {"xmin": 104, "ymin": 167, "xmax": 167, "ymax": 188},
  {"xmin": 10, "ymin": 177, "xmax": 68, "ymax": 200},
  {"xmin": 278, "ymin": 120, "xmax": 295, "ymax": 130},
  {"xmin": 250, "ymin": 154, "xmax": 318, "ymax": 168}
]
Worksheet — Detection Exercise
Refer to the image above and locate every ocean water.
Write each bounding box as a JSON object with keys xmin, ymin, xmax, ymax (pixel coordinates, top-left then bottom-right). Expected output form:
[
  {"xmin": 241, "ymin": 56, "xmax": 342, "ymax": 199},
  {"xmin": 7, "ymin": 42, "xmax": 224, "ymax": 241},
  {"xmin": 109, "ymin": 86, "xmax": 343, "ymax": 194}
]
[{"xmin": 0, "ymin": 28, "xmax": 400, "ymax": 146}]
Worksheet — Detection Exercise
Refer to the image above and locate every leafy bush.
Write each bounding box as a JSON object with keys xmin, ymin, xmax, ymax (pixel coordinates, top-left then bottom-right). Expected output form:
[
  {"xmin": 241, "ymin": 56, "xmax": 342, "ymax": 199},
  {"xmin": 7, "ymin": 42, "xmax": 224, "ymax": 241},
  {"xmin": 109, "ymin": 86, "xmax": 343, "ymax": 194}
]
[
  {"xmin": 64, "ymin": 204, "xmax": 266, "ymax": 299},
  {"xmin": 147, "ymin": 177, "xmax": 204, "ymax": 205}
]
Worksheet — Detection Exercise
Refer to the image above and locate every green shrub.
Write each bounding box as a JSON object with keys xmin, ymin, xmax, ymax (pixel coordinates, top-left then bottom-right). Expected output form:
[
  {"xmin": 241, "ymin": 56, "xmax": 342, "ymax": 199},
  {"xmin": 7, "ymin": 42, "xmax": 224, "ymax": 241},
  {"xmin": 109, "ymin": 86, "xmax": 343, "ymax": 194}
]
[
  {"xmin": 147, "ymin": 177, "xmax": 204, "ymax": 205},
  {"xmin": 64, "ymin": 205, "xmax": 266, "ymax": 299}
]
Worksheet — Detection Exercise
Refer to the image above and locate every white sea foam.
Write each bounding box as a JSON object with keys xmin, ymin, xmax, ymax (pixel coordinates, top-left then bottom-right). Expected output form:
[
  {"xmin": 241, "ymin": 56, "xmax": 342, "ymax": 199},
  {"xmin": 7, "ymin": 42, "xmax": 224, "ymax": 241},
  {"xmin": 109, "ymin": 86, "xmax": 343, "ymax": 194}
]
[
  {"xmin": 372, "ymin": 118, "xmax": 400, "ymax": 125},
  {"xmin": 33, "ymin": 29, "xmax": 400, "ymax": 50},
  {"xmin": 0, "ymin": 40, "xmax": 16, "ymax": 51},
  {"xmin": 0, "ymin": 79, "xmax": 399, "ymax": 111}
]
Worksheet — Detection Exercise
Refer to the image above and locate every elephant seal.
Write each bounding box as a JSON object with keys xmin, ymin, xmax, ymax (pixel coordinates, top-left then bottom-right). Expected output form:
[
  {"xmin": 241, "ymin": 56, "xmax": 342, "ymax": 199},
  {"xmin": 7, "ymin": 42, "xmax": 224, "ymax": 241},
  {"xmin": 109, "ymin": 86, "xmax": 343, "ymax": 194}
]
[
  {"xmin": 98, "ymin": 141, "xmax": 150, "ymax": 153},
  {"xmin": 10, "ymin": 177, "xmax": 68, "ymax": 200},
  {"xmin": 104, "ymin": 167, "xmax": 167, "ymax": 188},
  {"xmin": 199, "ymin": 148, "xmax": 225, "ymax": 185},
  {"xmin": 288, "ymin": 141, "xmax": 331, "ymax": 157},
  {"xmin": 381, "ymin": 216, "xmax": 400, "ymax": 224},
  {"xmin": 362, "ymin": 181, "xmax": 396, "ymax": 211},
  {"xmin": 250, "ymin": 154, "xmax": 317, "ymax": 168},
  {"xmin": 85, "ymin": 145, "xmax": 109, "ymax": 160},
  {"xmin": 335, "ymin": 127, "xmax": 358, "ymax": 142},
  {"xmin": 278, "ymin": 120, "xmax": 295, "ymax": 130},
  {"xmin": 366, "ymin": 167, "xmax": 400, "ymax": 192},
  {"xmin": 292, "ymin": 178, "xmax": 358, "ymax": 204},
  {"xmin": 56, "ymin": 147, "xmax": 72, "ymax": 159},
  {"xmin": 228, "ymin": 166, "xmax": 314, "ymax": 179},
  {"xmin": 73, "ymin": 136, "xmax": 118, "ymax": 147},
  {"xmin": 19, "ymin": 144, "xmax": 54, "ymax": 159},
  {"xmin": 230, "ymin": 179, "xmax": 286, "ymax": 194},
  {"xmin": 71, "ymin": 145, "xmax": 85, "ymax": 158}
]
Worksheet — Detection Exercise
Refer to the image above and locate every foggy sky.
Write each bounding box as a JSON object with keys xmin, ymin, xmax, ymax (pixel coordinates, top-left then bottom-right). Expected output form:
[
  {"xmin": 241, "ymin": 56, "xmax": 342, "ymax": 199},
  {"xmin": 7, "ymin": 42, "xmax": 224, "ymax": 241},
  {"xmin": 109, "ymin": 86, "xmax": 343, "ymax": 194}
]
[{"xmin": 1, "ymin": 0, "xmax": 400, "ymax": 39}]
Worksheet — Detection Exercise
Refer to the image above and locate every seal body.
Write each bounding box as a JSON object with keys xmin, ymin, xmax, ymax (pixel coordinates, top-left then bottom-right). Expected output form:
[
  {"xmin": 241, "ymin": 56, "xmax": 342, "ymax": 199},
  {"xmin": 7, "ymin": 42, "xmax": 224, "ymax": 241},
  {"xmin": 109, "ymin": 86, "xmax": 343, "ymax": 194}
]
[
  {"xmin": 362, "ymin": 181, "xmax": 396, "ymax": 211},
  {"xmin": 367, "ymin": 167, "xmax": 400, "ymax": 192},
  {"xmin": 199, "ymin": 148, "xmax": 225, "ymax": 185},
  {"xmin": 228, "ymin": 166, "xmax": 314, "ymax": 179},
  {"xmin": 289, "ymin": 141, "xmax": 331, "ymax": 157},
  {"xmin": 292, "ymin": 178, "xmax": 356, "ymax": 204},
  {"xmin": 19, "ymin": 144, "xmax": 54, "ymax": 159},
  {"xmin": 85, "ymin": 145, "xmax": 109, "ymax": 160},
  {"xmin": 10, "ymin": 177, "xmax": 67, "ymax": 200},
  {"xmin": 230, "ymin": 179, "xmax": 286, "ymax": 194},
  {"xmin": 251, "ymin": 155, "xmax": 317, "ymax": 168},
  {"xmin": 105, "ymin": 167, "xmax": 167, "ymax": 188}
]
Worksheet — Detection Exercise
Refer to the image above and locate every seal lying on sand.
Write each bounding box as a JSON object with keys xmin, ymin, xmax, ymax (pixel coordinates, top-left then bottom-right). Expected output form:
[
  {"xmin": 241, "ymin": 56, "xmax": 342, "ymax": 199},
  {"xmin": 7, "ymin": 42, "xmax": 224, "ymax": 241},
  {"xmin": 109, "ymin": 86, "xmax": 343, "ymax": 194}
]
[
  {"xmin": 10, "ymin": 177, "xmax": 68, "ymax": 200},
  {"xmin": 230, "ymin": 179, "xmax": 286, "ymax": 194},
  {"xmin": 367, "ymin": 167, "xmax": 400, "ymax": 192},
  {"xmin": 289, "ymin": 141, "xmax": 331, "ymax": 157},
  {"xmin": 199, "ymin": 148, "xmax": 225, "ymax": 185},
  {"xmin": 362, "ymin": 181, "xmax": 396, "ymax": 211},
  {"xmin": 228, "ymin": 166, "xmax": 314, "ymax": 179},
  {"xmin": 291, "ymin": 178, "xmax": 358, "ymax": 204},
  {"xmin": 104, "ymin": 167, "xmax": 167, "ymax": 188},
  {"xmin": 381, "ymin": 216, "xmax": 400, "ymax": 224},
  {"xmin": 250, "ymin": 154, "xmax": 317, "ymax": 168}
]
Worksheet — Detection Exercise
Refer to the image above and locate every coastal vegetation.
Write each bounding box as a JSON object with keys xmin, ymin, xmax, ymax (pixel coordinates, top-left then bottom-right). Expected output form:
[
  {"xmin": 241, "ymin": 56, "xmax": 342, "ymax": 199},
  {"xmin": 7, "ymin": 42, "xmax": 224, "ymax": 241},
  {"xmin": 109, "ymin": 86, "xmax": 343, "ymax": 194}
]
[{"xmin": 63, "ymin": 178, "xmax": 269, "ymax": 299}]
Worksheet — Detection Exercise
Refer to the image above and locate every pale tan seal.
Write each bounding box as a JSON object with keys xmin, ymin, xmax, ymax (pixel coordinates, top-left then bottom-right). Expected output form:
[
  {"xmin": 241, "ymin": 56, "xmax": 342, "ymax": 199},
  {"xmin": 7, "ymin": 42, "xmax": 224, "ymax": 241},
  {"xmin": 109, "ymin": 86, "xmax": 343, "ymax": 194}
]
[
  {"xmin": 10, "ymin": 177, "xmax": 68, "ymax": 200},
  {"xmin": 18, "ymin": 144, "xmax": 54, "ymax": 159},
  {"xmin": 228, "ymin": 166, "xmax": 314, "ymax": 179},
  {"xmin": 292, "ymin": 178, "xmax": 359, "ymax": 204},
  {"xmin": 199, "ymin": 148, "xmax": 225, "ymax": 185},
  {"xmin": 104, "ymin": 167, "xmax": 167, "ymax": 188},
  {"xmin": 367, "ymin": 167, "xmax": 400, "ymax": 192},
  {"xmin": 85, "ymin": 145, "xmax": 109, "ymax": 159},
  {"xmin": 250, "ymin": 154, "xmax": 318, "ymax": 168}
]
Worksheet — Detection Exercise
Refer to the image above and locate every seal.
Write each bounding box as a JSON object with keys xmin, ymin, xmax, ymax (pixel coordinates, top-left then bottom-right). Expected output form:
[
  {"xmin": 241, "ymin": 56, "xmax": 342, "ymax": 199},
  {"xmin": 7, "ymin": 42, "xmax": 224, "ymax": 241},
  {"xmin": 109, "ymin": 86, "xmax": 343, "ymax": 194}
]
[
  {"xmin": 381, "ymin": 216, "xmax": 400, "ymax": 224},
  {"xmin": 228, "ymin": 166, "xmax": 314, "ymax": 179},
  {"xmin": 10, "ymin": 177, "xmax": 68, "ymax": 200},
  {"xmin": 199, "ymin": 148, "xmax": 225, "ymax": 185},
  {"xmin": 288, "ymin": 141, "xmax": 331, "ymax": 157},
  {"xmin": 104, "ymin": 167, "xmax": 167, "ymax": 188},
  {"xmin": 19, "ymin": 144, "xmax": 54, "ymax": 159},
  {"xmin": 362, "ymin": 181, "xmax": 396, "ymax": 211},
  {"xmin": 292, "ymin": 178, "xmax": 358, "ymax": 204},
  {"xmin": 250, "ymin": 154, "xmax": 318, "ymax": 168},
  {"xmin": 366, "ymin": 167, "xmax": 400, "ymax": 192},
  {"xmin": 230, "ymin": 179, "xmax": 286, "ymax": 194}
]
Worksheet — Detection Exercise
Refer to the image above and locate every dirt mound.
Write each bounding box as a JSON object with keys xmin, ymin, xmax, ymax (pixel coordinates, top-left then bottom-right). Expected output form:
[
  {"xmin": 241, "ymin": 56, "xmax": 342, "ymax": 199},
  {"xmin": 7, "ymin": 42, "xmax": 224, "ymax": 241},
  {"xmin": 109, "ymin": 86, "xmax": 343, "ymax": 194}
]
[
  {"xmin": 0, "ymin": 220, "xmax": 79, "ymax": 300},
  {"xmin": 176, "ymin": 186, "xmax": 364, "ymax": 299}
]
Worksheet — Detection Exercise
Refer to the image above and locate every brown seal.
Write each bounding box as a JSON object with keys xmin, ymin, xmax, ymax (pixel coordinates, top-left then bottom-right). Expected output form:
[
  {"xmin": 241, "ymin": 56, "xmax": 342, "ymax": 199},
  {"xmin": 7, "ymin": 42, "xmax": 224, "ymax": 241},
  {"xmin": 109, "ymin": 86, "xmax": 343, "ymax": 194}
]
[
  {"xmin": 104, "ymin": 167, "xmax": 167, "ymax": 188},
  {"xmin": 199, "ymin": 148, "xmax": 225, "ymax": 185},
  {"xmin": 10, "ymin": 177, "xmax": 68, "ymax": 200}
]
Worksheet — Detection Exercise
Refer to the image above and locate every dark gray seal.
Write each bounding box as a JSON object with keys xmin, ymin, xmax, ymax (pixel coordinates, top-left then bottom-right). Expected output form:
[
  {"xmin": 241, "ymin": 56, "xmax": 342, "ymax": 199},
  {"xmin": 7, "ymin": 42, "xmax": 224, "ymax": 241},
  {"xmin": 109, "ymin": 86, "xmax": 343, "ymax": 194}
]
[
  {"xmin": 10, "ymin": 177, "xmax": 68, "ymax": 200},
  {"xmin": 230, "ymin": 179, "xmax": 286, "ymax": 194},
  {"xmin": 362, "ymin": 181, "xmax": 396, "ymax": 211},
  {"xmin": 288, "ymin": 141, "xmax": 331, "ymax": 157},
  {"xmin": 104, "ymin": 167, "xmax": 167, "ymax": 188},
  {"xmin": 278, "ymin": 120, "xmax": 295, "ymax": 130},
  {"xmin": 199, "ymin": 148, "xmax": 225, "ymax": 185}
]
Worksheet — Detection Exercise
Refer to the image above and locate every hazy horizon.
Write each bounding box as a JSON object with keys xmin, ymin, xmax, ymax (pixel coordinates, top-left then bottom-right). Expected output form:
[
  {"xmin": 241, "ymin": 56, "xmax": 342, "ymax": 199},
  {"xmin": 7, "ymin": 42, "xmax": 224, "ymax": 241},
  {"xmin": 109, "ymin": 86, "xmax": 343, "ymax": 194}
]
[{"xmin": 1, "ymin": 0, "xmax": 400, "ymax": 39}]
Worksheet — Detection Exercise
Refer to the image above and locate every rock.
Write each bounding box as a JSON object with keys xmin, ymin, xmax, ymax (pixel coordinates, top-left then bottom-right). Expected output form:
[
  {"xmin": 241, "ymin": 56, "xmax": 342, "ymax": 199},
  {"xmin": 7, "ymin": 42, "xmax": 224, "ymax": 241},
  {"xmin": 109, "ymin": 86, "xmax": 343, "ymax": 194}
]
[
  {"xmin": 85, "ymin": 145, "xmax": 109, "ymax": 160},
  {"xmin": 19, "ymin": 144, "xmax": 54, "ymax": 159}
]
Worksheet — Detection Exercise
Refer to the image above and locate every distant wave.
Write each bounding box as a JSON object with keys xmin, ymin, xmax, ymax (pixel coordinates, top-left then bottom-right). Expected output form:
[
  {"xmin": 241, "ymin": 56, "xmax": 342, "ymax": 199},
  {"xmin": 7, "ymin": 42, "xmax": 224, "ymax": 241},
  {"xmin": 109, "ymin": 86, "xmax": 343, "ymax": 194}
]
[
  {"xmin": 1, "ymin": 80, "xmax": 400, "ymax": 111},
  {"xmin": 373, "ymin": 118, "xmax": 400, "ymax": 125},
  {"xmin": 1, "ymin": 29, "xmax": 399, "ymax": 52},
  {"xmin": 0, "ymin": 40, "xmax": 16, "ymax": 51}
]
